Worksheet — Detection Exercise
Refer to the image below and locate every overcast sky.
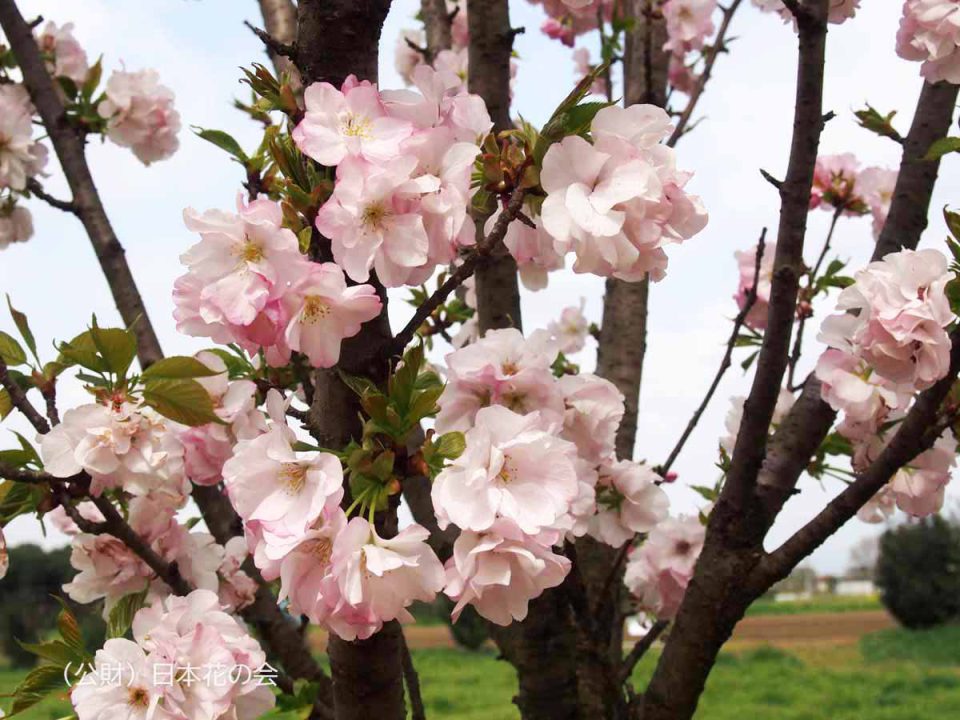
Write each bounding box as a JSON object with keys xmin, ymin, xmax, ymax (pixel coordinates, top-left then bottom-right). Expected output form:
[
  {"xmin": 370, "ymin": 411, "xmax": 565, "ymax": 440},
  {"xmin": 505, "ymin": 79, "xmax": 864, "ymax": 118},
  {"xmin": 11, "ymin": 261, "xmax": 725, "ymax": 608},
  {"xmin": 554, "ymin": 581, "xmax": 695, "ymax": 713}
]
[{"xmin": 2, "ymin": 0, "xmax": 958, "ymax": 574}]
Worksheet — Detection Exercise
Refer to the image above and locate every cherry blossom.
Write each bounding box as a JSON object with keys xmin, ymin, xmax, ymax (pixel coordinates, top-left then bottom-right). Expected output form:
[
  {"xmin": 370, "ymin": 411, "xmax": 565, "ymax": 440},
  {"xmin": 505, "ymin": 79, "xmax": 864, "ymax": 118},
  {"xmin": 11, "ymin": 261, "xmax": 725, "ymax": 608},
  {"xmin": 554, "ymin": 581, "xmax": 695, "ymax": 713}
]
[
  {"xmin": 71, "ymin": 639, "xmax": 163, "ymax": 720},
  {"xmin": 0, "ymin": 84, "xmax": 48, "ymax": 192},
  {"xmin": 277, "ymin": 507, "xmax": 347, "ymax": 623},
  {"xmin": 488, "ymin": 207, "xmax": 564, "ymax": 291},
  {"xmin": 443, "ymin": 521, "xmax": 571, "ymax": 625},
  {"xmin": 897, "ymin": 0, "xmax": 960, "ymax": 84},
  {"xmin": 858, "ymin": 166, "xmax": 898, "ymax": 239},
  {"xmin": 810, "ymin": 153, "xmax": 867, "ymax": 215},
  {"xmin": 752, "ymin": 0, "xmax": 862, "ymax": 26},
  {"xmin": 0, "ymin": 204, "xmax": 33, "ymax": 250},
  {"xmin": 818, "ymin": 248, "xmax": 955, "ymax": 390},
  {"xmin": 218, "ymin": 536, "xmax": 258, "ymax": 612},
  {"xmin": 734, "ymin": 240, "xmax": 776, "ymax": 331},
  {"xmin": 663, "ymin": 0, "xmax": 717, "ymax": 55},
  {"xmin": 557, "ymin": 373, "xmax": 624, "ymax": 464},
  {"xmin": 97, "ymin": 69, "xmax": 180, "ymax": 164},
  {"xmin": 624, "ymin": 515, "xmax": 706, "ymax": 620},
  {"xmin": 589, "ymin": 461, "xmax": 670, "ymax": 547},
  {"xmin": 432, "ymin": 405, "xmax": 580, "ymax": 534},
  {"xmin": 530, "ymin": 0, "xmax": 613, "ymax": 46},
  {"xmin": 293, "ymin": 78, "xmax": 413, "ymax": 166},
  {"xmin": 284, "ymin": 261, "xmax": 383, "ymax": 367},
  {"xmin": 36, "ymin": 21, "xmax": 89, "ymax": 84},
  {"xmin": 548, "ymin": 300, "xmax": 590, "ymax": 354},
  {"xmin": 326, "ymin": 519, "xmax": 445, "ymax": 640}
]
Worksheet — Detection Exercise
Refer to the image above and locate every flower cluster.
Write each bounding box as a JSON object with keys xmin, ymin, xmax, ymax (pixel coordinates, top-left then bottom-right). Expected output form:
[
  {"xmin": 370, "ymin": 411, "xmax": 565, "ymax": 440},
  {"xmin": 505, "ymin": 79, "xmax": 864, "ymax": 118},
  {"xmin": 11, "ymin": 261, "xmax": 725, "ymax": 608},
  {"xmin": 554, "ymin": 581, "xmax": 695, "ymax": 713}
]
[
  {"xmin": 733, "ymin": 240, "xmax": 776, "ymax": 331},
  {"xmin": 36, "ymin": 21, "xmax": 89, "ymax": 84},
  {"xmin": 294, "ymin": 71, "xmax": 490, "ymax": 287},
  {"xmin": 539, "ymin": 104, "xmax": 708, "ymax": 282},
  {"xmin": 662, "ymin": 0, "xmax": 717, "ymax": 92},
  {"xmin": 547, "ymin": 300, "xmax": 590, "ymax": 354},
  {"xmin": 222, "ymin": 391, "xmax": 444, "ymax": 640},
  {"xmin": 816, "ymin": 248, "xmax": 958, "ymax": 520},
  {"xmin": 97, "ymin": 69, "xmax": 181, "ymax": 165},
  {"xmin": 897, "ymin": 0, "xmax": 960, "ymax": 84},
  {"xmin": 0, "ymin": 84, "xmax": 48, "ymax": 193},
  {"xmin": 624, "ymin": 515, "xmax": 706, "ymax": 620},
  {"xmin": 173, "ymin": 195, "xmax": 382, "ymax": 368},
  {"xmin": 809, "ymin": 155, "xmax": 896, "ymax": 237},
  {"xmin": 432, "ymin": 329, "xmax": 670, "ymax": 624},
  {"xmin": 72, "ymin": 590, "xmax": 275, "ymax": 720},
  {"xmin": 530, "ymin": 0, "xmax": 614, "ymax": 47}
]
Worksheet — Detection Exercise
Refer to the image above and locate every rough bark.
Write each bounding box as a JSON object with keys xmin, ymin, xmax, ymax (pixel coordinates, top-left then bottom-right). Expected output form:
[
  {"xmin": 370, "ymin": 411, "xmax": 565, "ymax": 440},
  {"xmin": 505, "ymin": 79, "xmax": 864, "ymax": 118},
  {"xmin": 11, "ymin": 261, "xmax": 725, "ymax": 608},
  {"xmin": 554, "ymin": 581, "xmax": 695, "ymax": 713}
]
[
  {"xmin": 0, "ymin": 0, "xmax": 163, "ymax": 368},
  {"xmin": 635, "ymin": 5, "xmax": 830, "ymax": 718},
  {"xmin": 467, "ymin": 0, "xmax": 523, "ymax": 334},
  {"xmin": 576, "ymin": 6, "xmax": 669, "ymax": 718},
  {"xmin": 256, "ymin": 0, "xmax": 300, "ymax": 82},
  {"xmin": 421, "ymin": 0, "xmax": 453, "ymax": 60},
  {"xmin": 295, "ymin": 3, "xmax": 404, "ymax": 719}
]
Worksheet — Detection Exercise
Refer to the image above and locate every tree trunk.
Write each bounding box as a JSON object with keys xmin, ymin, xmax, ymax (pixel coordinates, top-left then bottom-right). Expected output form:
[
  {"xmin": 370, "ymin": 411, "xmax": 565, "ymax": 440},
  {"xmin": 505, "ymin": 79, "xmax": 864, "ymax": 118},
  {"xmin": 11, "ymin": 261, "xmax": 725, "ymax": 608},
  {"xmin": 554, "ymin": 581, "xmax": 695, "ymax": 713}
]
[
  {"xmin": 296, "ymin": 3, "xmax": 405, "ymax": 719},
  {"xmin": 257, "ymin": 0, "xmax": 301, "ymax": 83},
  {"xmin": 467, "ymin": 0, "xmax": 523, "ymax": 334},
  {"xmin": 421, "ymin": 0, "xmax": 453, "ymax": 60}
]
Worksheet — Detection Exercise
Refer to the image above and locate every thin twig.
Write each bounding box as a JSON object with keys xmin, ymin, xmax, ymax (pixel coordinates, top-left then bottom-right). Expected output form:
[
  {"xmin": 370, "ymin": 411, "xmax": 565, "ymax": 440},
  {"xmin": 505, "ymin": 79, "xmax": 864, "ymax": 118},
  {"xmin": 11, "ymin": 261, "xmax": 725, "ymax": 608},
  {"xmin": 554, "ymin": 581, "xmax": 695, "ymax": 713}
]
[
  {"xmin": 0, "ymin": 356, "xmax": 50, "ymax": 434},
  {"xmin": 26, "ymin": 178, "xmax": 78, "ymax": 214},
  {"xmin": 382, "ymin": 189, "xmax": 527, "ymax": 360},
  {"xmin": 659, "ymin": 228, "xmax": 767, "ymax": 476},
  {"xmin": 620, "ymin": 620, "xmax": 668, "ymax": 683},
  {"xmin": 786, "ymin": 207, "xmax": 842, "ymax": 390},
  {"xmin": 244, "ymin": 20, "xmax": 296, "ymax": 58},
  {"xmin": 0, "ymin": 461, "xmax": 52, "ymax": 484},
  {"xmin": 400, "ymin": 631, "xmax": 427, "ymax": 720},
  {"xmin": 666, "ymin": 0, "xmax": 743, "ymax": 147}
]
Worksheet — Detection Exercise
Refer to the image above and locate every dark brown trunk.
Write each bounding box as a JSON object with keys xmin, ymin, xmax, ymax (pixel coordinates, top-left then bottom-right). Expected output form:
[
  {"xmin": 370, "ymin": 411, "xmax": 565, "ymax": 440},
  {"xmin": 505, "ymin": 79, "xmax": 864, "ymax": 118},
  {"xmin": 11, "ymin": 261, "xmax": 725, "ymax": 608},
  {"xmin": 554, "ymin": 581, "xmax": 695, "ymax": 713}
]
[
  {"xmin": 467, "ymin": 0, "xmax": 522, "ymax": 334},
  {"xmin": 421, "ymin": 0, "xmax": 453, "ymax": 60}
]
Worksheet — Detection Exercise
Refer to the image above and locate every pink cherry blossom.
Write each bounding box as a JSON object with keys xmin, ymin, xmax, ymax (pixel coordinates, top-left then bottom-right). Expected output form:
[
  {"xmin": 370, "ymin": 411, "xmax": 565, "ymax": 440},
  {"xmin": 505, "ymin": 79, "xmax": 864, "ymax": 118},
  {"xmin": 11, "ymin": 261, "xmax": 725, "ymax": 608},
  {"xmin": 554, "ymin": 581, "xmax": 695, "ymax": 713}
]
[
  {"xmin": 858, "ymin": 166, "xmax": 898, "ymax": 239},
  {"xmin": 488, "ymin": 207, "xmax": 564, "ymax": 291},
  {"xmin": 624, "ymin": 515, "xmax": 705, "ymax": 620},
  {"xmin": 0, "ymin": 84, "xmax": 47, "ymax": 191},
  {"xmin": 810, "ymin": 153, "xmax": 867, "ymax": 215},
  {"xmin": 36, "ymin": 21, "xmax": 89, "ymax": 84},
  {"xmin": 293, "ymin": 78, "xmax": 413, "ymax": 166},
  {"xmin": 277, "ymin": 507, "xmax": 347, "ymax": 623},
  {"xmin": 395, "ymin": 28, "xmax": 426, "ymax": 85},
  {"xmin": 325, "ymin": 519, "xmax": 445, "ymax": 640},
  {"xmin": 436, "ymin": 328, "xmax": 564, "ymax": 433},
  {"xmin": 0, "ymin": 204, "xmax": 33, "ymax": 250},
  {"xmin": 818, "ymin": 248, "xmax": 955, "ymax": 390},
  {"xmin": 897, "ymin": 0, "xmax": 960, "ymax": 84},
  {"xmin": 857, "ymin": 484, "xmax": 896, "ymax": 524},
  {"xmin": 891, "ymin": 430, "xmax": 957, "ymax": 517},
  {"xmin": 734, "ymin": 240, "xmax": 776, "ymax": 331},
  {"xmin": 663, "ymin": 0, "xmax": 717, "ymax": 55},
  {"xmin": 218, "ymin": 536, "xmax": 258, "ymax": 612},
  {"xmin": 443, "ymin": 521, "xmax": 571, "ymax": 625},
  {"xmin": 548, "ymin": 300, "xmax": 590, "ymax": 354},
  {"xmin": 589, "ymin": 461, "xmax": 670, "ymax": 547},
  {"xmin": 531, "ymin": 0, "xmax": 613, "ymax": 43},
  {"xmin": 98, "ymin": 69, "xmax": 180, "ymax": 164},
  {"xmin": 71, "ymin": 639, "xmax": 164, "ymax": 720},
  {"xmin": 284, "ymin": 261, "xmax": 382, "ymax": 367},
  {"xmin": 753, "ymin": 0, "xmax": 861, "ymax": 26},
  {"xmin": 432, "ymin": 405, "xmax": 580, "ymax": 534},
  {"xmin": 557, "ymin": 373, "xmax": 624, "ymax": 463},
  {"xmin": 223, "ymin": 425, "xmax": 344, "ymax": 539}
]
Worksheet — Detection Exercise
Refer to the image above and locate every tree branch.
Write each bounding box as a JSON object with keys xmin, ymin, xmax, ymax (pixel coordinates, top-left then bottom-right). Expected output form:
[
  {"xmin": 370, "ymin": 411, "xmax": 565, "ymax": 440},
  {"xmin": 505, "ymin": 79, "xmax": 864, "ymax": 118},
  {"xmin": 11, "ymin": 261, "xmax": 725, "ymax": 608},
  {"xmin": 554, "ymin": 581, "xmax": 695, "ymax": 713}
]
[
  {"xmin": 421, "ymin": 0, "xmax": 453, "ymax": 61},
  {"xmin": 256, "ymin": 0, "xmax": 301, "ymax": 83},
  {"xmin": 244, "ymin": 20, "xmax": 296, "ymax": 59},
  {"xmin": 620, "ymin": 620, "xmax": 668, "ymax": 684},
  {"xmin": 0, "ymin": 0, "xmax": 163, "ymax": 368},
  {"xmin": 666, "ymin": 0, "xmax": 743, "ymax": 148},
  {"xmin": 400, "ymin": 630, "xmax": 427, "ymax": 720},
  {"xmin": 26, "ymin": 178, "xmax": 78, "ymax": 215},
  {"xmin": 659, "ymin": 228, "xmax": 767, "ymax": 476},
  {"xmin": 0, "ymin": 356, "xmax": 50, "ymax": 434}
]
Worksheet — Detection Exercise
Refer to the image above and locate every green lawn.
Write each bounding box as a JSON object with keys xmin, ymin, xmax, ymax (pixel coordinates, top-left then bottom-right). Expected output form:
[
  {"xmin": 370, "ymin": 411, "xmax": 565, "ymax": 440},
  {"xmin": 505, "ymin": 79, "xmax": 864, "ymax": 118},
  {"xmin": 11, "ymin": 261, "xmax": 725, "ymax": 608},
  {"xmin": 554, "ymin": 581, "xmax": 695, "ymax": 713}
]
[{"xmin": 3, "ymin": 625, "xmax": 960, "ymax": 719}]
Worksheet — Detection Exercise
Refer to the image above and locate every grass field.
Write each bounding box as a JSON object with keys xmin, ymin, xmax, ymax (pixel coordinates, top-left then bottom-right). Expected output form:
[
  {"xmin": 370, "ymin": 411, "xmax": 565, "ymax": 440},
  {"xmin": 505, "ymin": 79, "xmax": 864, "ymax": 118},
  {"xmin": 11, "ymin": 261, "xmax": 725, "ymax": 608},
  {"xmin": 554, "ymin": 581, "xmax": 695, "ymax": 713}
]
[
  {"xmin": 3, "ymin": 623, "xmax": 959, "ymax": 719},
  {"xmin": 745, "ymin": 594, "xmax": 882, "ymax": 616}
]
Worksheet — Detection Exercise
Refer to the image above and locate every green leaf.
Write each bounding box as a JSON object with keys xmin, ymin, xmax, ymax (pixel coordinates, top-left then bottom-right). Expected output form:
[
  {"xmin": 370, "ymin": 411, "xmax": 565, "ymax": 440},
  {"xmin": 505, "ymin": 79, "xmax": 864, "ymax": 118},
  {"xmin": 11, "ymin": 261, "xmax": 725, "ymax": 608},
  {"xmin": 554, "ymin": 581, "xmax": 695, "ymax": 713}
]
[
  {"xmin": 141, "ymin": 356, "xmax": 222, "ymax": 381},
  {"xmin": 0, "ymin": 330, "xmax": 27, "ymax": 366},
  {"xmin": 338, "ymin": 370, "xmax": 379, "ymax": 399},
  {"xmin": 142, "ymin": 378, "xmax": 224, "ymax": 427},
  {"xmin": 0, "ymin": 481, "xmax": 41, "ymax": 526},
  {"xmin": 854, "ymin": 104, "xmax": 902, "ymax": 143},
  {"xmin": 435, "ymin": 431, "xmax": 466, "ymax": 460},
  {"xmin": 740, "ymin": 350, "xmax": 759, "ymax": 372},
  {"xmin": 945, "ymin": 207, "xmax": 960, "ymax": 243},
  {"xmin": 924, "ymin": 136, "xmax": 960, "ymax": 162},
  {"xmin": 56, "ymin": 598, "xmax": 85, "ymax": 654},
  {"xmin": 690, "ymin": 484, "xmax": 719, "ymax": 503},
  {"xmin": 82, "ymin": 56, "xmax": 103, "ymax": 100},
  {"xmin": 16, "ymin": 639, "xmax": 80, "ymax": 667},
  {"xmin": 57, "ymin": 330, "xmax": 107, "ymax": 373},
  {"xmin": 9, "ymin": 664, "xmax": 67, "ymax": 716},
  {"xmin": 90, "ymin": 321, "xmax": 137, "ymax": 378},
  {"xmin": 0, "ymin": 388, "xmax": 11, "ymax": 420},
  {"xmin": 192, "ymin": 127, "xmax": 249, "ymax": 162},
  {"xmin": 7, "ymin": 295, "xmax": 37, "ymax": 362},
  {"xmin": 107, "ymin": 589, "xmax": 148, "ymax": 639},
  {"xmin": 562, "ymin": 101, "xmax": 614, "ymax": 137}
]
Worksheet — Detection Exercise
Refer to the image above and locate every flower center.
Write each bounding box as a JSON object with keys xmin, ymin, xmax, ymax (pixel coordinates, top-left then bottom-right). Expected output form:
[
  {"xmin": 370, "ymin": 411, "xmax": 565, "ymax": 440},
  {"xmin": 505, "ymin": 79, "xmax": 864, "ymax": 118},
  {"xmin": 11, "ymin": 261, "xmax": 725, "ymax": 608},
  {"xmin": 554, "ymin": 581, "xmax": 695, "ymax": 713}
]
[
  {"xmin": 496, "ymin": 458, "xmax": 516, "ymax": 485},
  {"xmin": 302, "ymin": 295, "xmax": 331, "ymax": 324},
  {"xmin": 361, "ymin": 202, "xmax": 389, "ymax": 230},
  {"xmin": 341, "ymin": 113, "xmax": 372, "ymax": 139},
  {"xmin": 302, "ymin": 537, "xmax": 333, "ymax": 567},
  {"xmin": 240, "ymin": 237, "xmax": 264, "ymax": 263},
  {"xmin": 675, "ymin": 540, "xmax": 693, "ymax": 557},
  {"xmin": 128, "ymin": 686, "xmax": 150, "ymax": 709},
  {"xmin": 279, "ymin": 462, "xmax": 308, "ymax": 494}
]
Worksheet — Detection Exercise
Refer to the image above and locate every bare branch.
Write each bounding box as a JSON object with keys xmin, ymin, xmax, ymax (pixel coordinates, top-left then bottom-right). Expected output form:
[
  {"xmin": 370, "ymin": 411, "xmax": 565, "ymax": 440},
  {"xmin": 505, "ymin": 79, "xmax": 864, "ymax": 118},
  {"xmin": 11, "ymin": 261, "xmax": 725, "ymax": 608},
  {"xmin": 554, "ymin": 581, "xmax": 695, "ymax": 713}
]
[
  {"xmin": 400, "ymin": 631, "xmax": 427, "ymax": 720},
  {"xmin": 0, "ymin": 356, "xmax": 50, "ymax": 434},
  {"xmin": 0, "ymin": 461, "xmax": 50, "ymax": 484},
  {"xmin": 26, "ymin": 178, "xmax": 78, "ymax": 215},
  {"xmin": 666, "ymin": 0, "xmax": 744, "ymax": 148},
  {"xmin": 660, "ymin": 228, "xmax": 767, "ymax": 476},
  {"xmin": 0, "ymin": 0, "xmax": 163, "ymax": 367},
  {"xmin": 621, "ymin": 620, "xmax": 668, "ymax": 684},
  {"xmin": 244, "ymin": 20, "xmax": 296, "ymax": 58}
]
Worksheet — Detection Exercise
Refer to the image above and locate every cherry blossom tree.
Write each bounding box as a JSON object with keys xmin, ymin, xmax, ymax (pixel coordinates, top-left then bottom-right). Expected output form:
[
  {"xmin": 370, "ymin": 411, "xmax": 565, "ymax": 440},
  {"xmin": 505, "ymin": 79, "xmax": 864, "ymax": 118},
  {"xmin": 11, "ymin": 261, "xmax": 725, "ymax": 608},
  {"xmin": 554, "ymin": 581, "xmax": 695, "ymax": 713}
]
[{"xmin": 0, "ymin": 1, "xmax": 959, "ymax": 719}]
